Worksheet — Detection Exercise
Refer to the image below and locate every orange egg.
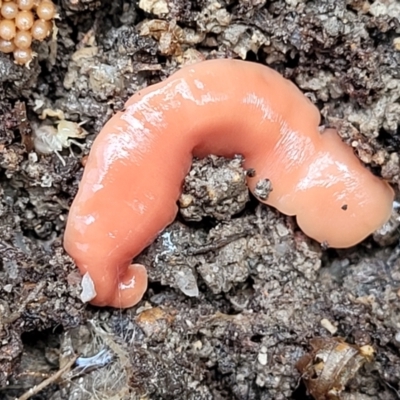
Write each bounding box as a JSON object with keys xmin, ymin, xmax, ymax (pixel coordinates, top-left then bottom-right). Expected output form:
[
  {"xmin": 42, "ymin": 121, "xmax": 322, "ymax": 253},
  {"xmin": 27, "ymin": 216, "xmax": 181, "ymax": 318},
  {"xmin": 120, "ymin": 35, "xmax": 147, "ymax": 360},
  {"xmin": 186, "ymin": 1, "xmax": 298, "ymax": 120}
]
[
  {"xmin": 36, "ymin": 0, "xmax": 55, "ymax": 20},
  {"xmin": 31, "ymin": 18, "xmax": 51, "ymax": 40},
  {"xmin": 14, "ymin": 29, "xmax": 31, "ymax": 49},
  {"xmin": 13, "ymin": 46, "xmax": 32, "ymax": 64},
  {"xmin": 0, "ymin": 19, "xmax": 16, "ymax": 40},
  {"xmin": 15, "ymin": 10, "xmax": 34, "ymax": 30},
  {"xmin": 0, "ymin": 37, "xmax": 15, "ymax": 52},
  {"xmin": 1, "ymin": 1, "xmax": 18, "ymax": 19},
  {"xmin": 16, "ymin": 0, "xmax": 35, "ymax": 10}
]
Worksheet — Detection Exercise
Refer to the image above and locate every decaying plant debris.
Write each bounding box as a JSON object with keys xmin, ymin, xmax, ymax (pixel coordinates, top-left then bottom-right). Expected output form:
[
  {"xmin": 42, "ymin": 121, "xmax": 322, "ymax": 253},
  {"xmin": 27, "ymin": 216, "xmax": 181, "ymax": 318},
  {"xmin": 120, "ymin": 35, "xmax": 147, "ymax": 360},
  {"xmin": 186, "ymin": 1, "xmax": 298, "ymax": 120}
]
[
  {"xmin": 0, "ymin": 0, "xmax": 399, "ymax": 399},
  {"xmin": 296, "ymin": 337, "xmax": 375, "ymax": 399}
]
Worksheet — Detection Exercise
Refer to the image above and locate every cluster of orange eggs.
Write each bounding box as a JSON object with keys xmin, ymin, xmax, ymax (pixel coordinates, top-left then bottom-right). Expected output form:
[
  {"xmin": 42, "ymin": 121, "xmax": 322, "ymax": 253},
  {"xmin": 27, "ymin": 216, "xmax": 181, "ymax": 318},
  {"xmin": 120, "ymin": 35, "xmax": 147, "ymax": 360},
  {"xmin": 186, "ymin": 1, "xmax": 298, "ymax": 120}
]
[{"xmin": 0, "ymin": 0, "xmax": 56, "ymax": 65}]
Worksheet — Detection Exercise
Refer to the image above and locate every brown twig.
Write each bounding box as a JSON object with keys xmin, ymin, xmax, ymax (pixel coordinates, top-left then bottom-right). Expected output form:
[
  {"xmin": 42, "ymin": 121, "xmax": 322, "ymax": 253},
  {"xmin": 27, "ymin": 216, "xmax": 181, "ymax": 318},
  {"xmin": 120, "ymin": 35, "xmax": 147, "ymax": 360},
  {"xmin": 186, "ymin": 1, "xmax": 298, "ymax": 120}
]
[{"xmin": 15, "ymin": 355, "xmax": 77, "ymax": 400}]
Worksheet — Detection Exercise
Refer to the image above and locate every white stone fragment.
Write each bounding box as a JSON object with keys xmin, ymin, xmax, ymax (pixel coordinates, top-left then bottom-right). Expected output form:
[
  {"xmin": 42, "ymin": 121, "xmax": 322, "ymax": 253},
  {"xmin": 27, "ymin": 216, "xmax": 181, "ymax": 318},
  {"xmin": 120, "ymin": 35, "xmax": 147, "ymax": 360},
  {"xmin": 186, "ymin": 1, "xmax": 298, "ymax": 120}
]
[
  {"xmin": 139, "ymin": 0, "xmax": 168, "ymax": 16},
  {"xmin": 80, "ymin": 272, "xmax": 97, "ymax": 303}
]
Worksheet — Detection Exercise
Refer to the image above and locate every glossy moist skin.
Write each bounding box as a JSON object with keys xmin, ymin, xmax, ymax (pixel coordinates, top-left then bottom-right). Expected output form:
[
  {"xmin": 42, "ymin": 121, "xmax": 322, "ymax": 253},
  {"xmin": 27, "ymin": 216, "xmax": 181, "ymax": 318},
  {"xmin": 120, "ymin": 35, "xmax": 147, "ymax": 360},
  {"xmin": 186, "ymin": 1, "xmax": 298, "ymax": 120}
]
[{"xmin": 64, "ymin": 59, "xmax": 394, "ymax": 308}]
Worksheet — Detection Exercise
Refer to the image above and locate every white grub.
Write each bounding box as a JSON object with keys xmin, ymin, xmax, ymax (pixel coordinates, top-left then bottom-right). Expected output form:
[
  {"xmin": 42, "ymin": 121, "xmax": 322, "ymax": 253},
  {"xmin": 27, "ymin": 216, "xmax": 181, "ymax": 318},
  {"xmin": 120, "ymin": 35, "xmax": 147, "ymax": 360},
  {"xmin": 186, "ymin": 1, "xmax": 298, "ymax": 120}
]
[{"xmin": 32, "ymin": 118, "xmax": 88, "ymax": 166}]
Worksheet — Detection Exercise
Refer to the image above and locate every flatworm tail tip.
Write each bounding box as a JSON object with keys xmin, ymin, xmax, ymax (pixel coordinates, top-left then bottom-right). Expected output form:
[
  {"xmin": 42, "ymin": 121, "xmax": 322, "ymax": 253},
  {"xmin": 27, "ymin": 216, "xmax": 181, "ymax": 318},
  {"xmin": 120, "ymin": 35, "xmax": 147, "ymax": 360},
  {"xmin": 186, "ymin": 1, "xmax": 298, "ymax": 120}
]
[{"xmin": 93, "ymin": 263, "xmax": 148, "ymax": 308}]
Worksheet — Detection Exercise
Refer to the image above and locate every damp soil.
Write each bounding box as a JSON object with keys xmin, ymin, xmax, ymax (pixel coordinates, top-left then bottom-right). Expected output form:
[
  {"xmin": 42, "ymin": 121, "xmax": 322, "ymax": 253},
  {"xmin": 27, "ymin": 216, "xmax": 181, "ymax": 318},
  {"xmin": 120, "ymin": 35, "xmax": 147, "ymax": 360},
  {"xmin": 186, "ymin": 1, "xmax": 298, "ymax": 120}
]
[{"xmin": 0, "ymin": 1, "xmax": 399, "ymax": 399}]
